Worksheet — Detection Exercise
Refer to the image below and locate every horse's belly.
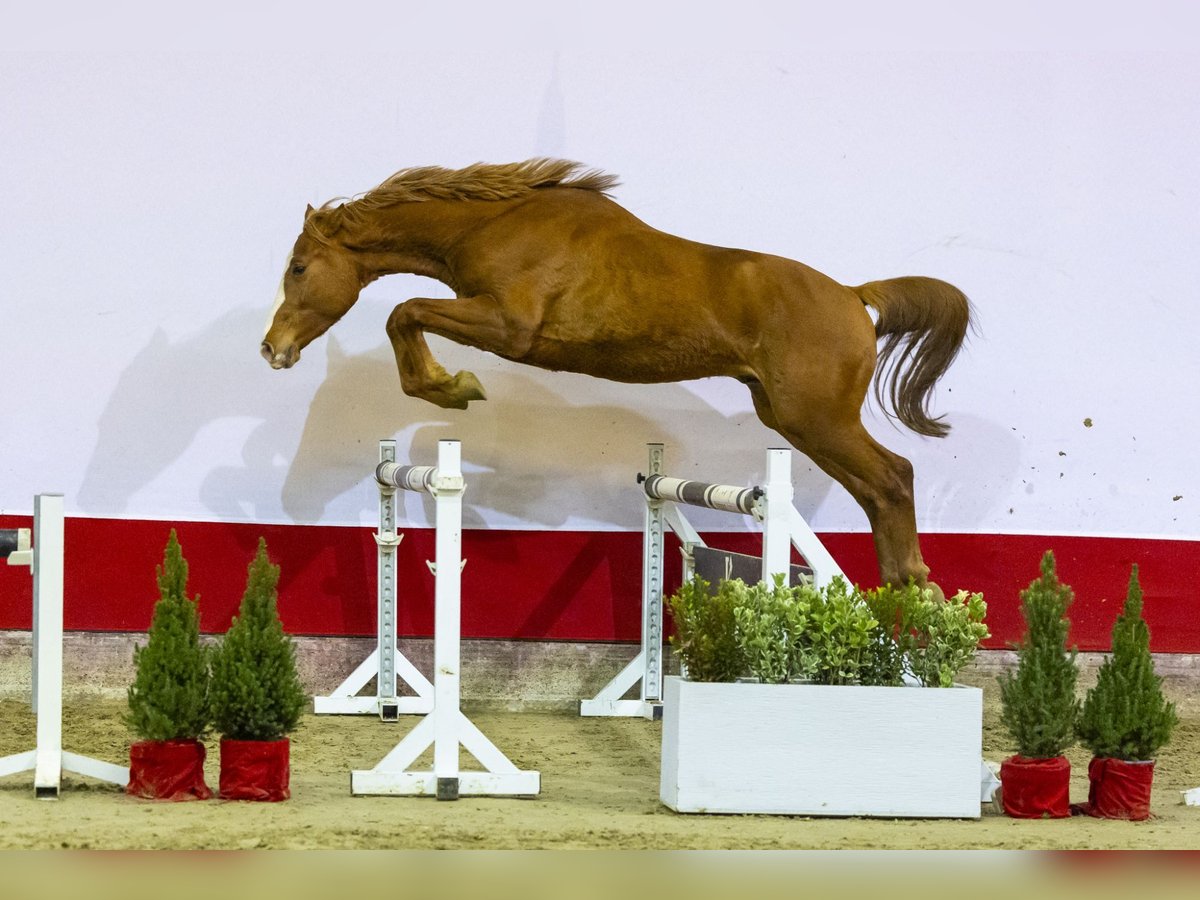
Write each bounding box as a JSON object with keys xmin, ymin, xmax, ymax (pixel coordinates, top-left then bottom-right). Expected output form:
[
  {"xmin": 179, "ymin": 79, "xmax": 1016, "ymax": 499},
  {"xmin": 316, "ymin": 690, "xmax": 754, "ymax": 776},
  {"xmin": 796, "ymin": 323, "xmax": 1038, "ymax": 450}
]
[{"xmin": 520, "ymin": 334, "xmax": 736, "ymax": 383}]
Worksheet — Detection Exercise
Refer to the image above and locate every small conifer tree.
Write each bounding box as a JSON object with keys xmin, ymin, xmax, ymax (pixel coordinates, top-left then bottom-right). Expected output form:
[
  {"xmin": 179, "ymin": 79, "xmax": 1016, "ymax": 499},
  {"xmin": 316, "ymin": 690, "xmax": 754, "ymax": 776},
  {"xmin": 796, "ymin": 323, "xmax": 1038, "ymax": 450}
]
[
  {"xmin": 1076, "ymin": 566, "xmax": 1178, "ymax": 760},
  {"xmin": 126, "ymin": 530, "xmax": 210, "ymax": 742},
  {"xmin": 210, "ymin": 538, "xmax": 306, "ymax": 741},
  {"xmin": 998, "ymin": 551, "xmax": 1080, "ymax": 758}
]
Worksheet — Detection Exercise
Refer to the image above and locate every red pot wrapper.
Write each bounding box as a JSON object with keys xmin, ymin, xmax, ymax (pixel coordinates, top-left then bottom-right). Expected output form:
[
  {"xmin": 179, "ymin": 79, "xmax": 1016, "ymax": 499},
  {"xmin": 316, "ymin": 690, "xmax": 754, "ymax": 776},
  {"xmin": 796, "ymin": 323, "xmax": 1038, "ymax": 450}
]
[
  {"xmin": 219, "ymin": 738, "xmax": 291, "ymax": 801},
  {"xmin": 1081, "ymin": 757, "xmax": 1155, "ymax": 821},
  {"xmin": 127, "ymin": 739, "xmax": 212, "ymax": 801},
  {"xmin": 1000, "ymin": 754, "xmax": 1071, "ymax": 819}
]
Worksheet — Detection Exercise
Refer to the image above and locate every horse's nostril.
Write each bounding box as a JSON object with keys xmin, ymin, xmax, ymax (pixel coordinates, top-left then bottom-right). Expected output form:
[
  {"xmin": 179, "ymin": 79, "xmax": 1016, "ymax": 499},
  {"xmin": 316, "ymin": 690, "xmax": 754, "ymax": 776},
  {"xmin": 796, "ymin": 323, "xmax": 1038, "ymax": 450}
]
[{"xmin": 261, "ymin": 341, "xmax": 274, "ymax": 362}]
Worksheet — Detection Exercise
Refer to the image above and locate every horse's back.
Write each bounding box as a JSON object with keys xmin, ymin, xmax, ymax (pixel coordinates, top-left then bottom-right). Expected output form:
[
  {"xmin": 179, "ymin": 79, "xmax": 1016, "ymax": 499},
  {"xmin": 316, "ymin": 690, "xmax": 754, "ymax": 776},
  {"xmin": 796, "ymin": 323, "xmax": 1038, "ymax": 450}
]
[
  {"xmin": 449, "ymin": 188, "xmax": 871, "ymax": 381},
  {"xmin": 467, "ymin": 189, "xmax": 848, "ymax": 300}
]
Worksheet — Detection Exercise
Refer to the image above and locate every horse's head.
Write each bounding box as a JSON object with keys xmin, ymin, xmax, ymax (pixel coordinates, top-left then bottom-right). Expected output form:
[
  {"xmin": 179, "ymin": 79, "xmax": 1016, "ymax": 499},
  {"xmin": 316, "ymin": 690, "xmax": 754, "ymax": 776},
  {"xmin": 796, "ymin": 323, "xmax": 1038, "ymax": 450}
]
[{"xmin": 261, "ymin": 206, "xmax": 361, "ymax": 370}]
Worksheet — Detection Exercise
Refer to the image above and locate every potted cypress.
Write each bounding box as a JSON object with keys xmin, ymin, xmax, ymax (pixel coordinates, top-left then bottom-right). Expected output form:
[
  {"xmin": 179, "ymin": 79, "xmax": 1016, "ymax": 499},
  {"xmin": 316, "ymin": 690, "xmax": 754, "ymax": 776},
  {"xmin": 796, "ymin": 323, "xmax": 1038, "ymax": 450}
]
[
  {"xmin": 1075, "ymin": 565, "xmax": 1178, "ymax": 820},
  {"xmin": 125, "ymin": 530, "xmax": 212, "ymax": 801},
  {"xmin": 210, "ymin": 538, "xmax": 306, "ymax": 801},
  {"xmin": 997, "ymin": 551, "xmax": 1080, "ymax": 819}
]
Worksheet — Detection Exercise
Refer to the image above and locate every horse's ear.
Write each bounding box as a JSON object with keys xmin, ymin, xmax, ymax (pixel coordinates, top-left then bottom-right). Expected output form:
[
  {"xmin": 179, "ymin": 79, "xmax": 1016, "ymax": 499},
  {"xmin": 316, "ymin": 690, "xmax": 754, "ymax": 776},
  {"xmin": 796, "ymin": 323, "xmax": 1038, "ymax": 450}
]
[{"xmin": 305, "ymin": 203, "xmax": 315, "ymax": 220}]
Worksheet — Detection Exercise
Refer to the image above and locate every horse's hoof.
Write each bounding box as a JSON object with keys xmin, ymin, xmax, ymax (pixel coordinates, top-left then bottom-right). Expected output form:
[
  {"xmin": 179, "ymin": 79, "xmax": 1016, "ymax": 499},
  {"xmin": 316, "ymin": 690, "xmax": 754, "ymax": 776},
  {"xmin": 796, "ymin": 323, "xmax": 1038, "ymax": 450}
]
[
  {"xmin": 451, "ymin": 371, "xmax": 487, "ymax": 404},
  {"xmin": 413, "ymin": 371, "xmax": 488, "ymax": 410}
]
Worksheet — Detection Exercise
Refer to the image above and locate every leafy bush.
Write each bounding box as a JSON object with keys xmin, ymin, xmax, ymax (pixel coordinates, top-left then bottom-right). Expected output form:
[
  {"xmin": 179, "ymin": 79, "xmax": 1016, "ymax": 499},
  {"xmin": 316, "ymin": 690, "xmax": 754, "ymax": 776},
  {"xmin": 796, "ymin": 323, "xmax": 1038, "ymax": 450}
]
[
  {"xmin": 861, "ymin": 582, "xmax": 922, "ymax": 686},
  {"xmin": 998, "ymin": 551, "xmax": 1080, "ymax": 758},
  {"xmin": 805, "ymin": 577, "xmax": 878, "ymax": 685},
  {"xmin": 666, "ymin": 572, "xmax": 988, "ymax": 687},
  {"xmin": 210, "ymin": 539, "xmax": 306, "ymax": 742},
  {"xmin": 665, "ymin": 575, "xmax": 745, "ymax": 683},
  {"xmin": 909, "ymin": 588, "xmax": 990, "ymax": 688},
  {"xmin": 731, "ymin": 579, "xmax": 795, "ymax": 684},
  {"xmin": 1076, "ymin": 566, "xmax": 1177, "ymax": 760},
  {"xmin": 126, "ymin": 530, "xmax": 210, "ymax": 742}
]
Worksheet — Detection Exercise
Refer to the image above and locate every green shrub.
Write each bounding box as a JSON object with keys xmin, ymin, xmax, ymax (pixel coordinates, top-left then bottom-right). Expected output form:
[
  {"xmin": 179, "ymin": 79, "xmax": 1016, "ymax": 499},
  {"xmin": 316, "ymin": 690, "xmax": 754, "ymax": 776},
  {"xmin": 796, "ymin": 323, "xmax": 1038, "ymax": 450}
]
[
  {"xmin": 731, "ymin": 576, "xmax": 816, "ymax": 683},
  {"xmin": 909, "ymin": 588, "xmax": 990, "ymax": 688},
  {"xmin": 998, "ymin": 551, "xmax": 1080, "ymax": 758},
  {"xmin": 861, "ymin": 582, "xmax": 922, "ymax": 686},
  {"xmin": 1076, "ymin": 566, "xmax": 1178, "ymax": 760},
  {"xmin": 862, "ymin": 582, "xmax": 989, "ymax": 687},
  {"xmin": 805, "ymin": 577, "xmax": 878, "ymax": 685},
  {"xmin": 126, "ymin": 530, "xmax": 210, "ymax": 742},
  {"xmin": 666, "ymin": 575, "xmax": 745, "ymax": 683},
  {"xmin": 210, "ymin": 538, "xmax": 306, "ymax": 741},
  {"xmin": 667, "ymin": 571, "xmax": 989, "ymax": 688}
]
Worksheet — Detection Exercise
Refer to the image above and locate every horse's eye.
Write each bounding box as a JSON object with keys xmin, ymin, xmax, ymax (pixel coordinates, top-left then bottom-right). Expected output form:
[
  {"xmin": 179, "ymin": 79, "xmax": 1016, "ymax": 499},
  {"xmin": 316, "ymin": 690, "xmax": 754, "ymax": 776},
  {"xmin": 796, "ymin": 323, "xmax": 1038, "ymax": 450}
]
[{"xmin": 291, "ymin": 264, "xmax": 307, "ymax": 276}]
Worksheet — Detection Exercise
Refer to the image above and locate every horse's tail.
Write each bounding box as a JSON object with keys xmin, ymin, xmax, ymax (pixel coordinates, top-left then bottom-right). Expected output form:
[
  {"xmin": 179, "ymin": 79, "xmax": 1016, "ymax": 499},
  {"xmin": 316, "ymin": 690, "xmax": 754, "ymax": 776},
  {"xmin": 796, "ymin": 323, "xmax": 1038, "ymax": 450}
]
[{"xmin": 851, "ymin": 276, "xmax": 971, "ymax": 438}]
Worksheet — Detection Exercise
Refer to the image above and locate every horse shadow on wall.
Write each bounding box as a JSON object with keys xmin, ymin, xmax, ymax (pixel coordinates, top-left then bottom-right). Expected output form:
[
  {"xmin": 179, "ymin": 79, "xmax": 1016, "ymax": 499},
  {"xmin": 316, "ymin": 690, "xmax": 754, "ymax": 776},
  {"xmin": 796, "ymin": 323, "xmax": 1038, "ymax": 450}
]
[
  {"xmin": 78, "ymin": 309, "xmax": 841, "ymax": 530},
  {"xmin": 278, "ymin": 337, "xmax": 841, "ymax": 529},
  {"xmin": 77, "ymin": 308, "xmax": 311, "ymax": 519}
]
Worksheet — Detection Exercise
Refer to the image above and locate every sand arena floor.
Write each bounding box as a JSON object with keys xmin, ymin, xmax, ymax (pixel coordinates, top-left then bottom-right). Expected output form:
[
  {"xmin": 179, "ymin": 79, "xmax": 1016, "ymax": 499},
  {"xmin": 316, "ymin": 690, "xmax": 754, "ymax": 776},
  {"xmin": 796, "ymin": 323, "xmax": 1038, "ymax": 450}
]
[{"xmin": 1, "ymin": 670, "xmax": 1199, "ymax": 850}]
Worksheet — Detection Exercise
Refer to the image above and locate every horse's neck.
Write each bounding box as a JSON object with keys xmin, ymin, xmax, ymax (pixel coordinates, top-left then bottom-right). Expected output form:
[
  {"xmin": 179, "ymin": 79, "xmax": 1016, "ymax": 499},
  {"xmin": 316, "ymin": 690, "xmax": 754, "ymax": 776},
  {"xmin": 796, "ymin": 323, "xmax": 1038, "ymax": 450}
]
[{"xmin": 343, "ymin": 200, "xmax": 507, "ymax": 288}]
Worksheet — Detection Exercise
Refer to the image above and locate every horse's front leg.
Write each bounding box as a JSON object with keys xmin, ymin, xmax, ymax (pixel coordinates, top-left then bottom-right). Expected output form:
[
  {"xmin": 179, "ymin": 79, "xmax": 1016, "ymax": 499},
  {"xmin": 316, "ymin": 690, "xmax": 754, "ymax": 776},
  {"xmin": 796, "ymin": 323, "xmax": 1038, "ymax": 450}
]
[{"xmin": 384, "ymin": 294, "xmax": 528, "ymax": 410}]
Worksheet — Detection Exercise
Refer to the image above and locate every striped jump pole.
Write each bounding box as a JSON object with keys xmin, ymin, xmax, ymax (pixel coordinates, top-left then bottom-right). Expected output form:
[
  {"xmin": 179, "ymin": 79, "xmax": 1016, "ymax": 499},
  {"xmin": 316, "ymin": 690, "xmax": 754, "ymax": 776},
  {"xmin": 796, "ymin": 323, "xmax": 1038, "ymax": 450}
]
[
  {"xmin": 580, "ymin": 444, "xmax": 844, "ymax": 719},
  {"xmin": 350, "ymin": 440, "xmax": 540, "ymax": 800},
  {"xmin": 0, "ymin": 527, "xmax": 30, "ymax": 560}
]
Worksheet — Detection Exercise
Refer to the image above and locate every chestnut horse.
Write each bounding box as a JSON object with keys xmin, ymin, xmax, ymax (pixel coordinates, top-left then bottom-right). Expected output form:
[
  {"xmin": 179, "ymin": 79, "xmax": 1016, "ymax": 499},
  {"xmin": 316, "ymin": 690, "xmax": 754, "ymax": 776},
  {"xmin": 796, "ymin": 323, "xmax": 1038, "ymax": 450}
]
[{"xmin": 262, "ymin": 159, "xmax": 970, "ymax": 592}]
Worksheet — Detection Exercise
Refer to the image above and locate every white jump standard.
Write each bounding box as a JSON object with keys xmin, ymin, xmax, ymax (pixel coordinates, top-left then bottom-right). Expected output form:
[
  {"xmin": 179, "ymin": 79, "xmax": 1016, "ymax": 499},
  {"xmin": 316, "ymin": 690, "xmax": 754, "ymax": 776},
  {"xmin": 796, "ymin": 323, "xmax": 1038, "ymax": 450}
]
[
  {"xmin": 314, "ymin": 440, "xmax": 434, "ymax": 720},
  {"xmin": 350, "ymin": 440, "xmax": 540, "ymax": 799},
  {"xmin": 580, "ymin": 444, "xmax": 845, "ymax": 720},
  {"xmin": 0, "ymin": 494, "xmax": 129, "ymax": 797}
]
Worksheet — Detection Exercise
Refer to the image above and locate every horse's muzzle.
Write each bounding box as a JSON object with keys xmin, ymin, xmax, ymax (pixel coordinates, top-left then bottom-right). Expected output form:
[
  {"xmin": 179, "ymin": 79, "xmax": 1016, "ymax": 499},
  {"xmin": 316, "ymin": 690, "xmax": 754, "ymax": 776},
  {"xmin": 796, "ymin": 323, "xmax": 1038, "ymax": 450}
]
[{"xmin": 261, "ymin": 340, "xmax": 299, "ymax": 370}]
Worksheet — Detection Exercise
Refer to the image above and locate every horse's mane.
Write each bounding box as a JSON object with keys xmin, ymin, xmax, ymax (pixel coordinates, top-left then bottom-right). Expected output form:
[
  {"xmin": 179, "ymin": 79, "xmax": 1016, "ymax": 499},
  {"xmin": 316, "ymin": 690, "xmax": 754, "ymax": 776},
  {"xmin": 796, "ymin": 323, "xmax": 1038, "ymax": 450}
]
[
  {"xmin": 306, "ymin": 158, "xmax": 619, "ymax": 242},
  {"xmin": 359, "ymin": 158, "xmax": 619, "ymax": 205}
]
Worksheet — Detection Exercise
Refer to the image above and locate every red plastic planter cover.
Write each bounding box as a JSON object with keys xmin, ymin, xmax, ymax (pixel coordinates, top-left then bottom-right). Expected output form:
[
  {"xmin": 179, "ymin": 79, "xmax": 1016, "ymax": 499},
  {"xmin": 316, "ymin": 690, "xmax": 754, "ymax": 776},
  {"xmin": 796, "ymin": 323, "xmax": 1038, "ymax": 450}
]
[
  {"xmin": 1000, "ymin": 754, "xmax": 1071, "ymax": 818},
  {"xmin": 1081, "ymin": 757, "xmax": 1155, "ymax": 820},
  {"xmin": 127, "ymin": 739, "xmax": 212, "ymax": 801},
  {"xmin": 219, "ymin": 738, "xmax": 291, "ymax": 801}
]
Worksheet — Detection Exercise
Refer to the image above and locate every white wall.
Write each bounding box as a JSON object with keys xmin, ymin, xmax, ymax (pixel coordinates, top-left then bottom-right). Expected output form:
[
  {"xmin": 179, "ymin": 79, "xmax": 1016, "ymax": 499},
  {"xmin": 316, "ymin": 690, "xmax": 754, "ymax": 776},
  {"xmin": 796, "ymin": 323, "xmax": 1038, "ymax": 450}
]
[{"xmin": 2, "ymin": 4, "xmax": 1196, "ymax": 540}]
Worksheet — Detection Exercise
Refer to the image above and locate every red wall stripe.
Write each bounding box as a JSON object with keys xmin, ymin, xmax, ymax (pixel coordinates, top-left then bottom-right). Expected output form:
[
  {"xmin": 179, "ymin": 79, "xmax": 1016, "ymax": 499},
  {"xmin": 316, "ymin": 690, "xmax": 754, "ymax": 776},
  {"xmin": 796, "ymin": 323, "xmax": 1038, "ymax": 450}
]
[{"xmin": 0, "ymin": 515, "xmax": 1196, "ymax": 652}]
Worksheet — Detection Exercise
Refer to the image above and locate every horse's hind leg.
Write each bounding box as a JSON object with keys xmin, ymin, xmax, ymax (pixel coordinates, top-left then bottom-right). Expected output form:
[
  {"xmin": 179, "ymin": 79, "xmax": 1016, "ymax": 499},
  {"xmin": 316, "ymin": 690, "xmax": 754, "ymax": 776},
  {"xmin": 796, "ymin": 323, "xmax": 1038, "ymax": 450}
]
[
  {"xmin": 385, "ymin": 294, "xmax": 525, "ymax": 409},
  {"xmin": 751, "ymin": 374, "xmax": 933, "ymax": 593},
  {"xmin": 809, "ymin": 422, "xmax": 930, "ymax": 591}
]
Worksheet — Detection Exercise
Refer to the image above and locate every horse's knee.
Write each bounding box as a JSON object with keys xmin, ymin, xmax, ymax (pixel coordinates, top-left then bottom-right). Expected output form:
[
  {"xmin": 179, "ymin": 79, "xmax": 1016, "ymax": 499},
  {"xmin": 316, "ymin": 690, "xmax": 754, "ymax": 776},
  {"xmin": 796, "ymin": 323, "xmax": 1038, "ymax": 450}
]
[
  {"xmin": 885, "ymin": 454, "xmax": 915, "ymax": 506},
  {"xmin": 844, "ymin": 450, "xmax": 916, "ymax": 524},
  {"xmin": 385, "ymin": 303, "xmax": 411, "ymax": 340}
]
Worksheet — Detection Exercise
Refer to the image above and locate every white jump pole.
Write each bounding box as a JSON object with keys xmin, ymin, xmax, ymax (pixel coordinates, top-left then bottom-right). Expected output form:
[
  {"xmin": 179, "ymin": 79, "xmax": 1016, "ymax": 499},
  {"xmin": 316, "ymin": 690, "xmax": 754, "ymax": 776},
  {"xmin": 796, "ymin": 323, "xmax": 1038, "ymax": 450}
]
[
  {"xmin": 580, "ymin": 444, "xmax": 845, "ymax": 719},
  {"xmin": 313, "ymin": 440, "xmax": 434, "ymax": 720},
  {"xmin": 351, "ymin": 440, "xmax": 540, "ymax": 799},
  {"xmin": 0, "ymin": 494, "xmax": 129, "ymax": 797}
]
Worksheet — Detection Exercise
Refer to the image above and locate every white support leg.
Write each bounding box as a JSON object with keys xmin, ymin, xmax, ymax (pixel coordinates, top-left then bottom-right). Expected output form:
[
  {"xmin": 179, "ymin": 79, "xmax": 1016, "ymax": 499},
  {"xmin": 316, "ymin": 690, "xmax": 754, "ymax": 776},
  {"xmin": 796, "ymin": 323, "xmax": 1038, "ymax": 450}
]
[
  {"xmin": 312, "ymin": 648, "xmax": 434, "ymax": 717},
  {"xmin": 32, "ymin": 494, "xmax": 65, "ymax": 796},
  {"xmin": 431, "ymin": 439, "xmax": 463, "ymax": 794},
  {"xmin": 786, "ymin": 506, "xmax": 845, "ymax": 588},
  {"xmin": 760, "ymin": 448, "xmax": 794, "ymax": 585},
  {"xmin": 0, "ymin": 494, "xmax": 128, "ymax": 797},
  {"xmin": 351, "ymin": 440, "xmax": 540, "ymax": 799}
]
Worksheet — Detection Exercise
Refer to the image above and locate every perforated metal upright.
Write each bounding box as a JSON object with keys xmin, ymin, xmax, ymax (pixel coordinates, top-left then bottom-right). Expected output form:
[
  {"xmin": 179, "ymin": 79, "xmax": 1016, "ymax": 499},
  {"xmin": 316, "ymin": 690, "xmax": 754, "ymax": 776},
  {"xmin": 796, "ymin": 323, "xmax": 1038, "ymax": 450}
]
[
  {"xmin": 375, "ymin": 440, "xmax": 401, "ymax": 719},
  {"xmin": 579, "ymin": 443, "xmax": 671, "ymax": 719},
  {"xmin": 313, "ymin": 440, "xmax": 434, "ymax": 720}
]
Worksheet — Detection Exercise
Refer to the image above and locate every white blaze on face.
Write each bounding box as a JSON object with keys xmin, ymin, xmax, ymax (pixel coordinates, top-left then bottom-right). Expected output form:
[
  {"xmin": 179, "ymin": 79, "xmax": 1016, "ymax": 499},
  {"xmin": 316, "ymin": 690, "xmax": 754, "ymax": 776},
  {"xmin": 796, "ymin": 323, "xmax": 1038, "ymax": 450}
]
[{"xmin": 264, "ymin": 252, "xmax": 292, "ymax": 340}]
